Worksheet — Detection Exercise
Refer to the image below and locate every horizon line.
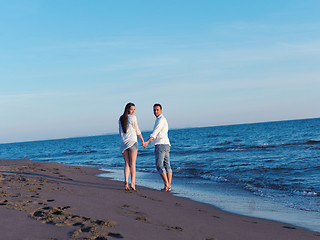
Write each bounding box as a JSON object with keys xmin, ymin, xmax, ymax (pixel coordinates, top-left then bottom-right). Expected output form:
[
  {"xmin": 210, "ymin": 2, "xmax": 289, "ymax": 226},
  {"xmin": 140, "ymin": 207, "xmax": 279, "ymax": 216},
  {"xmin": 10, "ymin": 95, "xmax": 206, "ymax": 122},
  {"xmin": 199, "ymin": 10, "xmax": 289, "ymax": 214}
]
[{"xmin": 1, "ymin": 116, "xmax": 319, "ymax": 145}]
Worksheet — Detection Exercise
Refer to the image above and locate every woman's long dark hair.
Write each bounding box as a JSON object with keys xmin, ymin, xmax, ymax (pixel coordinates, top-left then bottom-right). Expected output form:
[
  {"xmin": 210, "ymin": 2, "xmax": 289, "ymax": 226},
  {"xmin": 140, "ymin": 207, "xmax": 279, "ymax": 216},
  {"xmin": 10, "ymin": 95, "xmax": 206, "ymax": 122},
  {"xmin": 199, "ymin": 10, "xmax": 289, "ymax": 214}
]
[{"xmin": 120, "ymin": 103, "xmax": 135, "ymax": 133}]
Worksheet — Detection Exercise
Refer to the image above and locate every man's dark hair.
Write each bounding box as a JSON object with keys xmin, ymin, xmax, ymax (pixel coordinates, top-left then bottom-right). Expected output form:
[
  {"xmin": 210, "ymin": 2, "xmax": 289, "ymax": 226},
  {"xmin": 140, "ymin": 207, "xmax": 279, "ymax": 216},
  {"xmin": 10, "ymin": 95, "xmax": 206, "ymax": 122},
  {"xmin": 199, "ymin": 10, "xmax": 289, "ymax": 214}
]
[{"xmin": 153, "ymin": 103, "xmax": 162, "ymax": 110}]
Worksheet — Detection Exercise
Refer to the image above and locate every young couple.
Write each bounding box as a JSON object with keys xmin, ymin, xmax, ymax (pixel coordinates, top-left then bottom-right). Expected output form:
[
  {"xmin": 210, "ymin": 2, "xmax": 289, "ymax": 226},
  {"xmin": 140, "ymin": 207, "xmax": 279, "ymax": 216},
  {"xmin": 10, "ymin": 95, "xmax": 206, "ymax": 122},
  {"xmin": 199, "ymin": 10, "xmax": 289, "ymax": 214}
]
[{"xmin": 119, "ymin": 103, "xmax": 172, "ymax": 192}]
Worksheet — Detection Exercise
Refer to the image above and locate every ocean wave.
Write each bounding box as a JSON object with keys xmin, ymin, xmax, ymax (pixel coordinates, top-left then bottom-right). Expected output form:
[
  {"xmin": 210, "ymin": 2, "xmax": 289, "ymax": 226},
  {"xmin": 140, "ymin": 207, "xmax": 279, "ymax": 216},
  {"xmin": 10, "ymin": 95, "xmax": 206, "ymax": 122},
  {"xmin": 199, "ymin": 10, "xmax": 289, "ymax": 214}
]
[
  {"xmin": 170, "ymin": 146, "xmax": 244, "ymax": 155},
  {"xmin": 170, "ymin": 139, "xmax": 320, "ymax": 155},
  {"xmin": 303, "ymin": 140, "xmax": 320, "ymax": 145},
  {"xmin": 293, "ymin": 190, "xmax": 320, "ymax": 197},
  {"xmin": 137, "ymin": 151, "xmax": 154, "ymax": 156},
  {"xmin": 174, "ymin": 167, "xmax": 203, "ymax": 178},
  {"xmin": 173, "ymin": 167, "xmax": 230, "ymax": 182},
  {"xmin": 207, "ymin": 134, "xmax": 221, "ymax": 138},
  {"xmin": 244, "ymin": 184, "xmax": 320, "ymax": 200},
  {"xmin": 137, "ymin": 168, "xmax": 158, "ymax": 173},
  {"xmin": 217, "ymin": 141, "xmax": 233, "ymax": 145},
  {"xmin": 244, "ymin": 184, "xmax": 268, "ymax": 196},
  {"xmin": 201, "ymin": 174, "xmax": 229, "ymax": 182},
  {"xmin": 229, "ymin": 163, "xmax": 251, "ymax": 168},
  {"xmin": 64, "ymin": 150, "xmax": 98, "ymax": 155}
]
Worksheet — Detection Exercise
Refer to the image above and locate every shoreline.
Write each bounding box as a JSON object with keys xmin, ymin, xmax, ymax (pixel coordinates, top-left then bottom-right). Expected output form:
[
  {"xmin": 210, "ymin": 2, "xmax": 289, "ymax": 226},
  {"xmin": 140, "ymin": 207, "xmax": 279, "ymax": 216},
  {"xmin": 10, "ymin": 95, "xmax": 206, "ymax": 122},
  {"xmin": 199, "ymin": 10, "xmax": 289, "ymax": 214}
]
[
  {"xmin": 0, "ymin": 158, "xmax": 319, "ymax": 240},
  {"xmin": 99, "ymin": 168, "xmax": 320, "ymax": 233}
]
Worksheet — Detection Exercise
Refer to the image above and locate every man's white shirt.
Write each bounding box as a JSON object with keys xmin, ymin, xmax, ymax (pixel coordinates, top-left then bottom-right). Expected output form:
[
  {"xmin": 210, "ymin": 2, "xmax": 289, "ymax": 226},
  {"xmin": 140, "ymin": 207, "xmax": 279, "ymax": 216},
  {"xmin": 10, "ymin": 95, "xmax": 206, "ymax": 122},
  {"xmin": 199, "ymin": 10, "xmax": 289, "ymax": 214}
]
[{"xmin": 150, "ymin": 114, "xmax": 170, "ymax": 147}]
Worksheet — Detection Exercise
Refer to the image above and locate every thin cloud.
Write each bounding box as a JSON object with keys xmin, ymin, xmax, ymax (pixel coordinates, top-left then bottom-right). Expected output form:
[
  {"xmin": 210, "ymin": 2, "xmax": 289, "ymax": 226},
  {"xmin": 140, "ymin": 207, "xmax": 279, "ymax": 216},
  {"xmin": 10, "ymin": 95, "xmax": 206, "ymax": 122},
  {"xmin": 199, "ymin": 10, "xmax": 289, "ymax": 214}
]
[{"xmin": 0, "ymin": 91, "xmax": 74, "ymax": 103}]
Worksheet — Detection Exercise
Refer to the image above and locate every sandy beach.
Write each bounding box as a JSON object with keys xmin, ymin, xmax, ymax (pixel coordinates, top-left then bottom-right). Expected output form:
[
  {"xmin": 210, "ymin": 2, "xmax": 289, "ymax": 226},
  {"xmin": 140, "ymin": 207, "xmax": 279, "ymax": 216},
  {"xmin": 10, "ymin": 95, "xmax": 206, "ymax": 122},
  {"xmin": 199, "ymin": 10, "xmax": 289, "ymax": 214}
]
[{"xmin": 0, "ymin": 159, "xmax": 319, "ymax": 240}]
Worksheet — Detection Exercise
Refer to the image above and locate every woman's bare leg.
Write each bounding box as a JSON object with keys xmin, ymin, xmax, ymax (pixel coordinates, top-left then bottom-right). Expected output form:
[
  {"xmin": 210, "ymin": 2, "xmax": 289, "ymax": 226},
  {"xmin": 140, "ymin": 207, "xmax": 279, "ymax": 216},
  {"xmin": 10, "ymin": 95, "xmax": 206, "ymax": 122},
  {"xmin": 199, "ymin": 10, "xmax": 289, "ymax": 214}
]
[
  {"xmin": 129, "ymin": 150, "xmax": 138, "ymax": 190},
  {"xmin": 122, "ymin": 151, "xmax": 130, "ymax": 190}
]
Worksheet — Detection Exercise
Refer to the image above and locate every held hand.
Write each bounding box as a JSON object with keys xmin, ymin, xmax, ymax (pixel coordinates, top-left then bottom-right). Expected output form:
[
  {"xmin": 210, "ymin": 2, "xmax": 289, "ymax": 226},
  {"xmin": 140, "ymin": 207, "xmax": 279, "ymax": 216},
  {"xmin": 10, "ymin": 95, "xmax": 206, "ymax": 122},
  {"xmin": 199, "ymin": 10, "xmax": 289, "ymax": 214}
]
[{"xmin": 142, "ymin": 142, "xmax": 148, "ymax": 149}]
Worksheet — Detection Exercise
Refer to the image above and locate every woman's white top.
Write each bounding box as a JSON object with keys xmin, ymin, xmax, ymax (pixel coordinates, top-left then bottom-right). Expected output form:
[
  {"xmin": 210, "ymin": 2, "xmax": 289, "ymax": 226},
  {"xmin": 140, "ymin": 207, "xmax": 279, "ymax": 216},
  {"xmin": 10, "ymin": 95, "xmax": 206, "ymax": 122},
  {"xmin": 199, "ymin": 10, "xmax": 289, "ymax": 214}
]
[{"xmin": 119, "ymin": 115, "xmax": 141, "ymax": 153}]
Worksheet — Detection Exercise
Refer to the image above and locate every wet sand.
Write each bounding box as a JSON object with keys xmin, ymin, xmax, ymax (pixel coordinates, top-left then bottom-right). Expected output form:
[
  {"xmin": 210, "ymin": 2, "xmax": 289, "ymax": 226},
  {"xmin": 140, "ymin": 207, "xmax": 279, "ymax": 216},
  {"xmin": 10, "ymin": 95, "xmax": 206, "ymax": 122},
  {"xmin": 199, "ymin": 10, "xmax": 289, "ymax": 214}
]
[{"xmin": 0, "ymin": 158, "xmax": 319, "ymax": 240}]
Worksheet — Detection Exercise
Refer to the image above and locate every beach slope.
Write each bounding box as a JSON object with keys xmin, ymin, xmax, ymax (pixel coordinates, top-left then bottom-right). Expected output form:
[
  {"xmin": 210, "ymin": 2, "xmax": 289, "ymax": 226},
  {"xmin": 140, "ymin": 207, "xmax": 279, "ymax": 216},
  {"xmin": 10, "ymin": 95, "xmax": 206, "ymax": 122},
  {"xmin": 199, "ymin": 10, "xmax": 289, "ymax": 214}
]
[{"xmin": 0, "ymin": 159, "xmax": 319, "ymax": 240}]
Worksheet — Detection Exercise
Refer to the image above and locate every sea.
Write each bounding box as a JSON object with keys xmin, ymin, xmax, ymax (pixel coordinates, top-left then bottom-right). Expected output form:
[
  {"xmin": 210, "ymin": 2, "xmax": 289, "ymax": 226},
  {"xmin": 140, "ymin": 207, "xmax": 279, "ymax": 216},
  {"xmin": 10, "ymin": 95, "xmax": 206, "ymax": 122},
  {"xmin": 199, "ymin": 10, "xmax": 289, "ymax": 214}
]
[{"xmin": 1, "ymin": 118, "xmax": 319, "ymax": 232}]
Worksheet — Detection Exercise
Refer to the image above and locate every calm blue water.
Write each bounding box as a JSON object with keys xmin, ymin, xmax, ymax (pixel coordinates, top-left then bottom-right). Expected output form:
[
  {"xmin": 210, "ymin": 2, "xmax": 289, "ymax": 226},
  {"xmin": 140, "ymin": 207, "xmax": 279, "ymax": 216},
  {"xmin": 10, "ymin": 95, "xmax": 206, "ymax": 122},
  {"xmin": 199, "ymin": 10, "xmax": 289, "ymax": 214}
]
[{"xmin": 1, "ymin": 118, "xmax": 320, "ymax": 231}]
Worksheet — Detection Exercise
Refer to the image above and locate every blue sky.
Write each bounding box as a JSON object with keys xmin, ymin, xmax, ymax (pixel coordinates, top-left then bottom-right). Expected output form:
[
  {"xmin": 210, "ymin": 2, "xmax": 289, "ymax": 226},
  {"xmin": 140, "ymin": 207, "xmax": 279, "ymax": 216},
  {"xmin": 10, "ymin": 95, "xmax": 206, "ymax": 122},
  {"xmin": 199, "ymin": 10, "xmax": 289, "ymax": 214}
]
[{"xmin": 1, "ymin": 0, "xmax": 320, "ymax": 143}]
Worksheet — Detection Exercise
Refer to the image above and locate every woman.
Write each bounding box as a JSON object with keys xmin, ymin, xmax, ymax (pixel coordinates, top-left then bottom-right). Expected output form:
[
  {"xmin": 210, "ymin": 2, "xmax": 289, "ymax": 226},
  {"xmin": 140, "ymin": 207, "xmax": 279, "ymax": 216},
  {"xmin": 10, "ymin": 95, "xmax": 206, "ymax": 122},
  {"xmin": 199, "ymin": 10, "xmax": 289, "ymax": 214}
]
[{"xmin": 119, "ymin": 103, "xmax": 144, "ymax": 191}]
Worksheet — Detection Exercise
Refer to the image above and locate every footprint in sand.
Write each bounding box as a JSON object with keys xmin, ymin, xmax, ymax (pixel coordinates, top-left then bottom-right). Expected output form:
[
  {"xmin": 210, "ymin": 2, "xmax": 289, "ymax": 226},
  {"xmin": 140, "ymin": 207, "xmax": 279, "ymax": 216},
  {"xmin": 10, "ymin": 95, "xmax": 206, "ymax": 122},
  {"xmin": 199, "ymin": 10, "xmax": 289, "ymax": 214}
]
[
  {"xmin": 137, "ymin": 193, "xmax": 162, "ymax": 202},
  {"xmin": 107, "ymin": 232, "xmax": 124, "ymax": 239},
  {"xmin": 0, "ymin": 199, "xmax": 8, "ymax": 205},
  {"xmin": 0, "ymin": 166, "xmax": 122, "ymax": 239},
  {"xmin": 59, "ymin": 175, "xmax": 73, "ymax": 181},
  {"xmin": 196, "ymin": 208, "xmax": 207, "ymax": 213},
  {"xmin": 118, "ymin": 204, "xmax": 151, "ymax": 223},
  {"xmin": 282, "ymin": 226, "xmax": 296, "ymax": 230},
  {"xmin": 31, "ymin": 205, "xmax": 120, "ymax": 239},
  {"xmin": 243, "ymin": 220, "xmax": 258, "ymax": 224},
  {"xmin": 166, "ymin": 226, "xmax": 183, "ymax": 231},
  {"xmin": 135, "ymin": 216, "xmax": 150, "ymax": 222}
]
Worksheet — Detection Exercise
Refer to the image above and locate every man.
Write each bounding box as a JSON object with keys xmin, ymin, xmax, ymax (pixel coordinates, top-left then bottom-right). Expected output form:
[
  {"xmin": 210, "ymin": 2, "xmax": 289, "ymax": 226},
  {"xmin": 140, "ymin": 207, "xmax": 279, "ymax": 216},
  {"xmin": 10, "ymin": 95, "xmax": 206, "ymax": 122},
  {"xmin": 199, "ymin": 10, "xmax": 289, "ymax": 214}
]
[{"xmin": 143, "ymin": 104, "xmax": 172, "ymax": 192}]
